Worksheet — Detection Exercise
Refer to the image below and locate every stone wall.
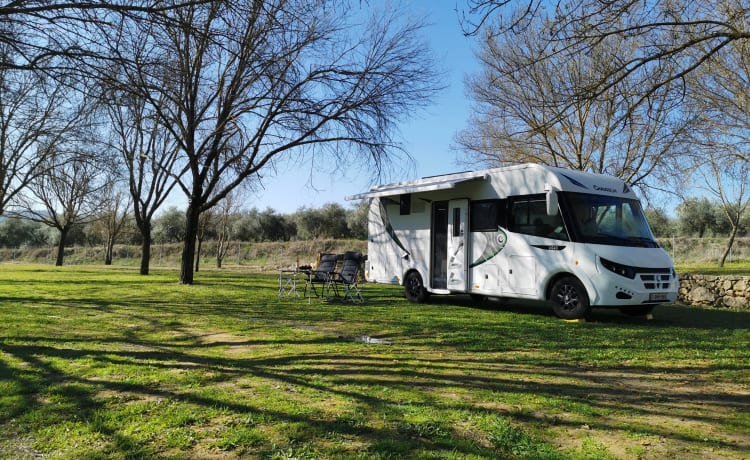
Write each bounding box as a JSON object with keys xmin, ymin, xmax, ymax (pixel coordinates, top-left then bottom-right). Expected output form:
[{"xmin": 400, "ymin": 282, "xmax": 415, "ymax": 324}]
[{"xmin": 677, "ymin": 274, "xmax": 750, "ymax": 310}]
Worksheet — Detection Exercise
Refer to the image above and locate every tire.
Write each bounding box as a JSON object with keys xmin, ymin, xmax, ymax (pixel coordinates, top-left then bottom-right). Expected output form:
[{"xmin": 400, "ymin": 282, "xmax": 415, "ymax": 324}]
[
  {"xmin": 549, "ymin": 276, "xmax": 590, "ymax": 319},
  {"xmin": 404, "ymin": 271, "xmax": 428, "ymax": 303},
  {"xmin": 619, "ymin": 305, "xmax": 655, "ymax": 316}
]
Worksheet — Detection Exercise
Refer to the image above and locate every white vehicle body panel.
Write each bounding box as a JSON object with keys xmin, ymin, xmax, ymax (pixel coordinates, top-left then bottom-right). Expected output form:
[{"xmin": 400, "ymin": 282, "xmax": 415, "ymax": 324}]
[{"xmin": 348, "ymin": 163, "xmax": 679, "ymax": 308}]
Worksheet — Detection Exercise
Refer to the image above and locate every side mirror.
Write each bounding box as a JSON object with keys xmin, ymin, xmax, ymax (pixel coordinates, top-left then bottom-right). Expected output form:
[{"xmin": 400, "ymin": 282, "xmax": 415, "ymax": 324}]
[{"xmin": 545, "ymin": 185, "xmax": 559, "ymax": 216}]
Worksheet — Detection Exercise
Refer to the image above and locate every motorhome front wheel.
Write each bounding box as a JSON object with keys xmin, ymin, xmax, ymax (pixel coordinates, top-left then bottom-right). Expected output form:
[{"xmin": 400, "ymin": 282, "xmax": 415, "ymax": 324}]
[{"xmin": 550, "ymin": 276, "xmax": 591, "ymax": 319}]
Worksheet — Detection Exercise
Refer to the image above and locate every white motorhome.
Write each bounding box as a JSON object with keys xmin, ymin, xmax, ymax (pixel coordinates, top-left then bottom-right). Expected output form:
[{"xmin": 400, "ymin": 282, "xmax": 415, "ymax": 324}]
[{"xmin": 347, "ymin": 163, "xmax": 678, "ymax": 319}]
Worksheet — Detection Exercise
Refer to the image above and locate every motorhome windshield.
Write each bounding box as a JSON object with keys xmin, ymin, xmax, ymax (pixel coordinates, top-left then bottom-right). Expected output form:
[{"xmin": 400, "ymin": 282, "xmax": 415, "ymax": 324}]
[{"xmin": 562, "ymin": 192, "xmax": 659, "ymax": 248}]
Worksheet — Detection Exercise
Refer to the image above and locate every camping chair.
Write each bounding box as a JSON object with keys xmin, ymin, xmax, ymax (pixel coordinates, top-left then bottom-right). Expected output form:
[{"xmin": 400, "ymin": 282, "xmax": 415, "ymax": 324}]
[
  {"xmin": 305, "ymin": 253, "xmax": 338, "ymax": 299},
  {"xmin": 329, "ymin": 251, "xmax": 364, "ymax": 303}
]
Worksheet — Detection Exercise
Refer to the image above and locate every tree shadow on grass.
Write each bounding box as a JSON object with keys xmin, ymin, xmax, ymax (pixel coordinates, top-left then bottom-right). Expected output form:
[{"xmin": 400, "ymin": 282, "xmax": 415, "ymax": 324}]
[
  {"xmin": 1, "ymin": 335, "xmax": 509, "ymax": 458},
  {"xmin": 2, "ymin": 315, "xmax": 749, "ymax": 459},
  {"xmin": 1, "ymin": 269, "xmax": 748, "ymax": 458}
]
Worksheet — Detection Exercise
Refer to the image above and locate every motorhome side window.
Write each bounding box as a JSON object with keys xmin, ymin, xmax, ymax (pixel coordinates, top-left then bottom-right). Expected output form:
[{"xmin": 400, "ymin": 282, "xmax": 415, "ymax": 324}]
[
  {"xmin": 470, "ymin": 199, "xmax": 506, "ymax": 232},
  {"xmin": 509, "ymin": 195, "xmax": 569, "ymax": 240}
]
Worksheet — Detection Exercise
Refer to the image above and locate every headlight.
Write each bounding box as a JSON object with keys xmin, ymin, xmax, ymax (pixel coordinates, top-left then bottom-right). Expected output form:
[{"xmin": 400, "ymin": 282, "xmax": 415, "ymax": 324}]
[{"xmin": 600, "ymin": 257, "xmax": 637, "ymax": 279}]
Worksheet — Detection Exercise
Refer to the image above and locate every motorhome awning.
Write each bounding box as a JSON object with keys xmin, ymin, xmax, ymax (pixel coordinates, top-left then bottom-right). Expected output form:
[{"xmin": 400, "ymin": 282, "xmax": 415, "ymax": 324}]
[{"xmin": 345, "ymin": 173, "xmax": 488, "ymax": 201}]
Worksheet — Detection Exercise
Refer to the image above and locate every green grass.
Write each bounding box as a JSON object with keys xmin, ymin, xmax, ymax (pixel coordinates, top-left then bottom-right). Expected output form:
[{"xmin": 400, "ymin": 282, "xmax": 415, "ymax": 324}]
[
  {"xmin": 0, "ymin": 265, "xmax": 748, "ymax": 459},
  {"xmin": 675, "ymin": 260, "xmax": 750, "ymax": 275}
]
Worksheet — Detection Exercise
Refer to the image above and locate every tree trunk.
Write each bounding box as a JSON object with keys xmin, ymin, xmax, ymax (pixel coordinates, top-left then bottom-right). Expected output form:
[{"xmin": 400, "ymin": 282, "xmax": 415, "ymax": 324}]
[
  {"xmin": 137, "ymin": 220, "xmax": 152, "ymax": 275},
  {"xmin": 195, "ymin": 237, "xmax": 202, "ymax": 273},
  {"xmin": 140, "ymin": 235, "xmax": 151, "ymax": 275},
  {"xmin": 55, "ymin": 228, "xmax": 69, "ymax": 266},
  {"xmin": 718, "ymin": 225, "xmax": 738, "ymax": 267},
  {"xmin": 216, "ymin": 239, "xmax": 224, "ymax": 269},
  {"xmin": 104, "ymin": 236, "xmax": 114, "ymax": 265},
  {"xmin": 180, "ymin": 203, "xmax": 201, "ymax": 284},
  {"xmin": 216, "ymin": 235, "xmax": 228, "ymax": 268}
]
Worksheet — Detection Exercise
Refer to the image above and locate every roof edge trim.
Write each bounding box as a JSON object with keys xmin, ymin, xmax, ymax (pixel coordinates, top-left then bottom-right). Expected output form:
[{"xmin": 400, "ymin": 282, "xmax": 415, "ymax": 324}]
[{"xmin": 346, "ymin": 174, "xmax": 488, "ymax": 201}]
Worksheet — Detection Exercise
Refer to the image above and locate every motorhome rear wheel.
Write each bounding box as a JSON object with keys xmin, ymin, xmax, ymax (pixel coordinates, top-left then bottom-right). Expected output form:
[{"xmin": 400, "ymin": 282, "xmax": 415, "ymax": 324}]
[{"xmin": 404, "ymin": 271, "xmax": 428, "ymax": 303}]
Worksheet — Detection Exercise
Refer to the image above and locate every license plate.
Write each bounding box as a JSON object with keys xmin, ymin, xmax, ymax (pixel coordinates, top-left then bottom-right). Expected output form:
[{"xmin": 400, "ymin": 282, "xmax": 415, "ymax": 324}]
[{"xmin": 649, "ymin": 292, "xmax": 669, "ymax": 302}]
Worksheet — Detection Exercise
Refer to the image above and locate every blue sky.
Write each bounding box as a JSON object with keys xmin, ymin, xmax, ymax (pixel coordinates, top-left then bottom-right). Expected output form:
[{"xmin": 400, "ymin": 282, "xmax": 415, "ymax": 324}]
[{"xmin": 247, "ymin": 2, "xmax": 480, "ymax": 214}]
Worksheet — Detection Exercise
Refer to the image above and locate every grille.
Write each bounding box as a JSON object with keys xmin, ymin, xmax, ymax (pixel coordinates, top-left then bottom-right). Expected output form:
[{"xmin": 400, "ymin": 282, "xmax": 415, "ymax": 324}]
[{"xmin": 639, "ymin": 272, "xmax": 672, "ymax": 290}]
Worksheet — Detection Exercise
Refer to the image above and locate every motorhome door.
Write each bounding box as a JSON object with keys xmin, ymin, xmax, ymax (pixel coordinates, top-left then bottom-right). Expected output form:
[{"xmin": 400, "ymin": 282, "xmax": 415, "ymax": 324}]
[
  {"xmin": 447, "ymin": 199, "xmax": 469, "ymax": 291},
  {"xmin": 430, "ymin": 201, "xmax": 448, "ymax": 290}
]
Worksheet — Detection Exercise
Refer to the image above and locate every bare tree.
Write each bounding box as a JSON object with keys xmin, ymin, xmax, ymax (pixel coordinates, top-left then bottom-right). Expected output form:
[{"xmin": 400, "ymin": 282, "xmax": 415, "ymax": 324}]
[
  {"xmin": 0, "ymin": 58, "xmax": 81, "ymax": 216},
  {"xmin": 702, "ymin": 158, "xmax": 749, "ymax": 267},
  {"xmin": 194, "ymin": 209, "xmax": 213, "ymax": 273},
  {"xmin": 0, "ymin": 1, "xmax": 203, "ymax": 251},
  {"xmin": 95, "ymin": 182, "xmax": 134, "ymax": 265},
  {"xmin": 687, "ymin": 30, "xmax": 750, "ymax": 163},
  {"xmin": 459, "ymin": 0, "xmax": 750, "ymax": 116},
  {"xmin": 458, "ymin": 0, "xmax": 540, "ymax": 37},
  {"xmin": 0, "ymin": 1, "xmax": 208, "ymax": 73},
  {"xmin": 687, "ymin": 37, "xmax": 750, "ymax": 266},
  {"xmin": 215, "ymin": 191, "xmax": 241, "ymax": 269},
  {"xmin": 119, "ymin": 1, "xmax": 440, "ymax": 284},
  {"xmin": 14, "ymin": 153, "xmax": 111, "ymax": 266},
  {"xmin": 104, "ymin": 88, "xmax": 181, "ymax": 275},
  {"xmin": 457, "ymin": 15, "xmax": 688, "ymax": 193}
]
